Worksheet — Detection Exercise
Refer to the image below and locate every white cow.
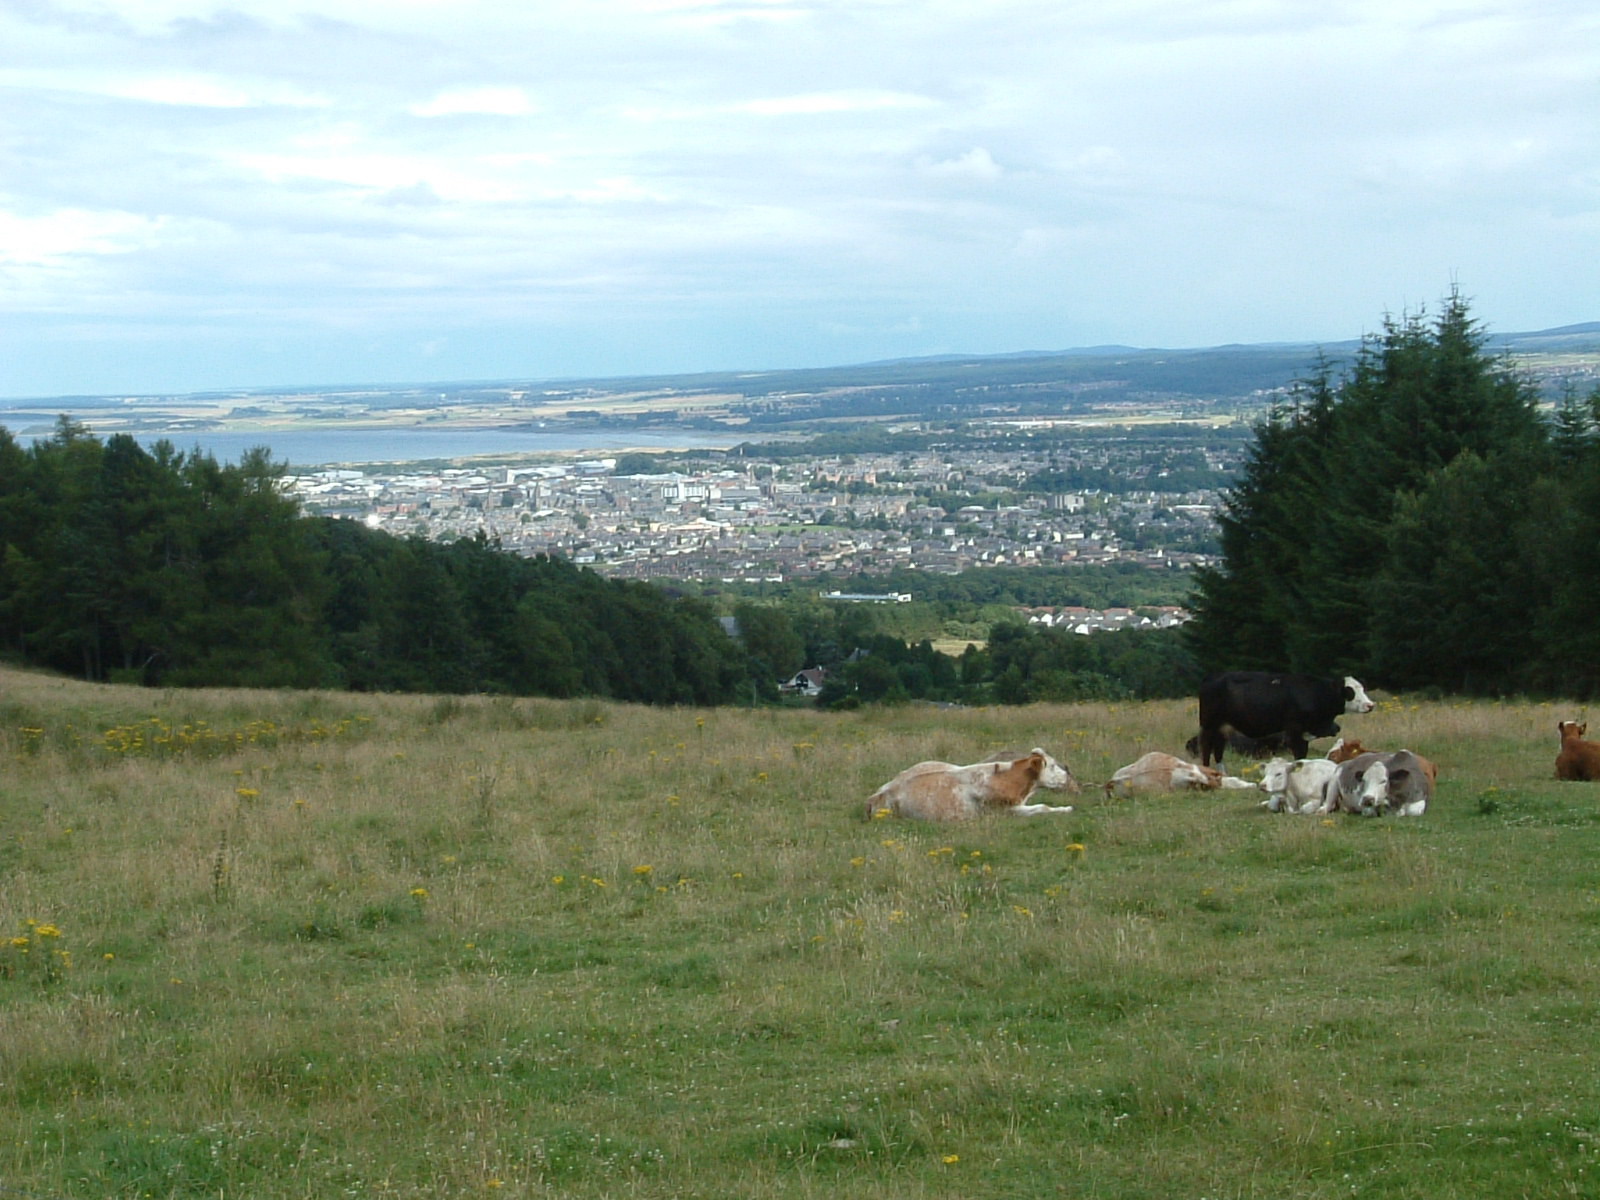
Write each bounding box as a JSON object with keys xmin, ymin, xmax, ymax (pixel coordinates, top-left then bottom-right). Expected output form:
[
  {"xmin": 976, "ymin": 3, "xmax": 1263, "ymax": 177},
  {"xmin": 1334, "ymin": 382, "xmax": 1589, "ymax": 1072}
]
[
  {"xmin": 1258, "ymin": 756, "xmax": 1340, "ymax": 814},
  {"xmin": 866, "ymin": 748, "xmax": 1077, "ymax": 821}
]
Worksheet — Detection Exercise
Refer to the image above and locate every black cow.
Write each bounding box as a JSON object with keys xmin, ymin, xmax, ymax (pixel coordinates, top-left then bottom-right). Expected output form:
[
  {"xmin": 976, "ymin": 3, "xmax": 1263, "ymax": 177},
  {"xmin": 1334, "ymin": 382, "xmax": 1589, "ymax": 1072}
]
[{"xmin": 1195, "ymin": 671, "xmax": 1376, "ymax": 767}]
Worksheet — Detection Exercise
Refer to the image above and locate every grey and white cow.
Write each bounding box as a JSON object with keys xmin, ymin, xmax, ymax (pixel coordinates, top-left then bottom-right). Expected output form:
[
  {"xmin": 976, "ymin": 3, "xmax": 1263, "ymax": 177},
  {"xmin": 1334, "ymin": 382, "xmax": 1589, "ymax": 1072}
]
[{"xmin": 1327, "ymin": 750, "xmax": 1433, "ymax": 817}]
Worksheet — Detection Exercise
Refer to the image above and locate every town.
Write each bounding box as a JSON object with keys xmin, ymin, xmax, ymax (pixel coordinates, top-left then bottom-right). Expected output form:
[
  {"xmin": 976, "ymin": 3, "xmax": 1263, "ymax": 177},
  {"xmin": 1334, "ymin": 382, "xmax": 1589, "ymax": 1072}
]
[{"xmin": 285, "ymin": 427, "xmax": 1241, "ymax": 584}]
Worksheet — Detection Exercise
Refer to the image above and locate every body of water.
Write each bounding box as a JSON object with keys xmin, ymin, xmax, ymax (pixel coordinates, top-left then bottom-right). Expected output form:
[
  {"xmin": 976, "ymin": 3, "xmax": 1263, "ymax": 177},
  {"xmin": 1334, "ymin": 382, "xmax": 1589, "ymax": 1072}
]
[{"xmin": 1, "ymin": 423, "xmax": 759, "ymax": 468}]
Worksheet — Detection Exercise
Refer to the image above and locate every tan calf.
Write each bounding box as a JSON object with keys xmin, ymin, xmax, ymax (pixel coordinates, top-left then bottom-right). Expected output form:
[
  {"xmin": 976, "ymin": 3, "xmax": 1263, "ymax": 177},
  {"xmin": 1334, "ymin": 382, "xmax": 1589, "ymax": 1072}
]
[{"xmin": 867, "ymin": 749, "xmax": 1077, "ymax": 821}]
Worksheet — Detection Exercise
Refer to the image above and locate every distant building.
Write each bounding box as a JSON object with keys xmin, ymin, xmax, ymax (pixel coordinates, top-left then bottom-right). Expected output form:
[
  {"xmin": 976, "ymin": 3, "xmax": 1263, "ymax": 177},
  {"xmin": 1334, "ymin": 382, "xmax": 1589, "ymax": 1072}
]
[{"xmin": 779, "ymin": 667, "xmax": 828, "ymax": 695}]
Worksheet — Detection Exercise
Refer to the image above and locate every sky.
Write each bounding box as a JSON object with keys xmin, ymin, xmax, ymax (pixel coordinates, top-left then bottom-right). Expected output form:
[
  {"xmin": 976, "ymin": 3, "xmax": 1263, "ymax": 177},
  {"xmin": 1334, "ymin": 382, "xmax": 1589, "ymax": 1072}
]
[{"xmin": 2, "ymin": 0, "xmax": 1597, "ymax": 399}]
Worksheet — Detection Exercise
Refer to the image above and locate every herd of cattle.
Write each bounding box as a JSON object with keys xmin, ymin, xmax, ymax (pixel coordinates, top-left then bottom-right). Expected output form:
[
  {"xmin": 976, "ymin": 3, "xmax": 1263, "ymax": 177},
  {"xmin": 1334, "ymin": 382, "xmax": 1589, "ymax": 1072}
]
[{"xmin": 867, "ymin": 670, "xmax": 1600, "ymax": 822}]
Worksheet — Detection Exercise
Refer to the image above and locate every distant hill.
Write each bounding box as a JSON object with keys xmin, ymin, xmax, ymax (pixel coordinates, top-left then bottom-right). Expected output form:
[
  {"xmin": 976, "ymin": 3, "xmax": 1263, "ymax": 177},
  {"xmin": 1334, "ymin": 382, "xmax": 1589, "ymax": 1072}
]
[{"xmin": 5, "ymin": 323, "xmax": 1593, "ymax": 420}]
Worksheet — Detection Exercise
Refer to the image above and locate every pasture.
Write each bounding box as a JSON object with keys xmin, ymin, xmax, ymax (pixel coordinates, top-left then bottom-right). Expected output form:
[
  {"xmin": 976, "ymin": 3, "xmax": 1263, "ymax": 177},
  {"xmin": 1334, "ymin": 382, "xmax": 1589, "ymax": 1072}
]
[{"xmin": 2, "ymin": 664, "xmax": 1598, "ymax": 1198}]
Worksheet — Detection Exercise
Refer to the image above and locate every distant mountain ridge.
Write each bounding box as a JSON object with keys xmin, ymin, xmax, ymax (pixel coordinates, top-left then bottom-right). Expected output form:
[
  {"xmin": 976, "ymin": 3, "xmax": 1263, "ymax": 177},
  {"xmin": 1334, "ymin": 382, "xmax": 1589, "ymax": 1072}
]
[{"xmin": 3, "ymin": 322, "xmax": 1594, "ymax": 411}]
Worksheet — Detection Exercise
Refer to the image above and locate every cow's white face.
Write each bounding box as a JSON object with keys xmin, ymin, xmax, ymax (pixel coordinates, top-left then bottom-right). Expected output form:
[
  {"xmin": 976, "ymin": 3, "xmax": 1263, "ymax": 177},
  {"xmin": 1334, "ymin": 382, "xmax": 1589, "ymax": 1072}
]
[
  {"xmin": 1260, "ymin": 758, "xmax": 1292, "ymax": 794},
  {"xmin": 1343, "ymin": 676, "xmax": 1376, "ymax": 714},
  {"xmin": 1033, "ymin": 749, "xmax": 1079, "ymax": 793},
  {"xmin": 1349, "ymin": 761, "xmax": 1390, "ymax": 815}
]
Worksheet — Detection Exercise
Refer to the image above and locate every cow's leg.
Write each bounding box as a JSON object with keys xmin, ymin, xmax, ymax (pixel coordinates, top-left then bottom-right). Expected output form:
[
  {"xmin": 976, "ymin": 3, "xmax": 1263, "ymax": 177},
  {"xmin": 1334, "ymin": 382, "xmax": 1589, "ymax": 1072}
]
[
  {"xmin": 1010, "ymin": 803, "xmax": 1075, "ymax": 816},
  {"xmin": 1198, "ymin": 727, "xmax": 1222, "ymax": 768},
  {"xmin": 1287, "ymin": 729, "xmax": 1310, "ymax": 760}
]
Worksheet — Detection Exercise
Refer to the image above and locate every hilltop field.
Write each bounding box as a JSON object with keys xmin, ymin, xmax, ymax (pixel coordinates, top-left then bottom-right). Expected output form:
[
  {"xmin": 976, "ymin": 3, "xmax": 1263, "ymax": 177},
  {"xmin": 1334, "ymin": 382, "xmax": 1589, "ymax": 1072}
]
[{"xmin": 3, "ymin": 664, "xmax": 1599, "ymax": 1198}]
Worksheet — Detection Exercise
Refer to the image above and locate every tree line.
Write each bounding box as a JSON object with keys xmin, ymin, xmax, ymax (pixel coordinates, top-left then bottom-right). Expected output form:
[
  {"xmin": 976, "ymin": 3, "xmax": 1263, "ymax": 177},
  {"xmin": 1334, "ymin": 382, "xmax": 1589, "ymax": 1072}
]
[
  {"xmin": 0, "ymin": 419, "xmax": 1195, "ymax": 705},
  {"xmin": 0, "ymin": 421, "xmax": 746, "ymax": 701},
  {"xmin": 1185, "ymin": 290, "xmax": 1600, "ymax": 698}
]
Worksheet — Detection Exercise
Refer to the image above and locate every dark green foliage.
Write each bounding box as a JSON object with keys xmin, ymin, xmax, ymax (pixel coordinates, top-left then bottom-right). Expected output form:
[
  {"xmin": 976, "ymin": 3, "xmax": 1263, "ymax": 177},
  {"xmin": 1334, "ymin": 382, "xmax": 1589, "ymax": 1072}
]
[
  {"xmin": 0, "ymin": 427, "xmax": 750, "ymax": 704},
  {"xmin": 1186, "ymin": 291, "xmax": 1600, "ymax": 697}
]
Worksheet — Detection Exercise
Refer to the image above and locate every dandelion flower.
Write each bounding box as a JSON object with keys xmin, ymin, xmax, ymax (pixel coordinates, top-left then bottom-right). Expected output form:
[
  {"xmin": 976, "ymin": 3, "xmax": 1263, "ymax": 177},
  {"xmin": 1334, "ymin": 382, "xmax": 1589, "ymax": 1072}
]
[
  {"xmin": 410, "ymin": 888, "xmax": 429, "ymax": 899},
  {"xmin": 943, "ymin": 1154, "xmax": 960, "ymax": 1164},
  {"xmin": 633, "ymin": 864, "xmax": 653, "ymax": 876}
]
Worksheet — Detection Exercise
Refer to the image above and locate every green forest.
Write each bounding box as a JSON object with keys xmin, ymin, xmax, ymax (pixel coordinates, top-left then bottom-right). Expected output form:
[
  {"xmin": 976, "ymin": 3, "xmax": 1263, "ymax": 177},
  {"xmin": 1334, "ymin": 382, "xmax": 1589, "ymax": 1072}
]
[{"xmin": 1186, "ymin": 290, "xmax": 1600, "ymax": 698}]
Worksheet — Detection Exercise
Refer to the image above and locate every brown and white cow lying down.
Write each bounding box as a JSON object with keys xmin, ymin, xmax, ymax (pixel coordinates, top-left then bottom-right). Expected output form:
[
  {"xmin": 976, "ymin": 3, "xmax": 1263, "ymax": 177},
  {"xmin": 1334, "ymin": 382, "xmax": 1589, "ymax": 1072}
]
[
  {"xmin": 1327, "ymin": 750, "xmax": 1434, "ymax": 817},
  {"xmin": 1104, "ymin": 751, "xmax": 1258, "ymax": 797},
  {"xmin": 867, "ymin": 749, "xmax": 1078, "ymax": 821},
  {"xmin": 1556, "ymin": 721, "xmax": 1600, "ymax": 781}
]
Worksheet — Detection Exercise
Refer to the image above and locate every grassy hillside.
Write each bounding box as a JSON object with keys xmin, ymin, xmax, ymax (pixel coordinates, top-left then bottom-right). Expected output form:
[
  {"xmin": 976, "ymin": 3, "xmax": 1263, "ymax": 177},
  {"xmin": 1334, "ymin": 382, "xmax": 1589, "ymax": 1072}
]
[{"xmin": 2, "ymin": 665, "xmax": 1598, "ymax": 1198}]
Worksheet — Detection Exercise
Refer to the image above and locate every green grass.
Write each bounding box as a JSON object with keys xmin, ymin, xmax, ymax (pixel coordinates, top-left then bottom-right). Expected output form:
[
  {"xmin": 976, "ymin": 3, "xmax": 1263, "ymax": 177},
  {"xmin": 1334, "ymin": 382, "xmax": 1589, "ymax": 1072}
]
[{"xmin": 3, "ymin": 666, "xmax": 1600, "ymax": 1197}]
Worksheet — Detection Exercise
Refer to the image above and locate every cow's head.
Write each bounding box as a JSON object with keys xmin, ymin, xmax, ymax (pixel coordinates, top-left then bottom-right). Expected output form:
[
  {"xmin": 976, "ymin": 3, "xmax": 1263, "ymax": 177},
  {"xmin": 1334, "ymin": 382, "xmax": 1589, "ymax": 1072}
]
[
  {"xmin": 1171, "ymin": 760, "xmax": 1222, "ymax": 790},
  {"xmin": 1342, "ymin": 677, "xmax": 1376, "ymax": 714},
  {"xmin": 1347, "ymin": 760, "xmax": 1390, "ymax": 816},
  {"xmin": 1559, "ymin": 720, "xmax": 1587, "ymax": 742},
  {"xmin": 1031, "ymin": 748, "xmax": 1081, "ymax": 794},
  {"xmin": 1327, "ymin": 737, "xmax": 1366, "ymax": 763},
  {"xmin": 1259, "ymin": 757, "xmax": 1293, "ymax": 795}
]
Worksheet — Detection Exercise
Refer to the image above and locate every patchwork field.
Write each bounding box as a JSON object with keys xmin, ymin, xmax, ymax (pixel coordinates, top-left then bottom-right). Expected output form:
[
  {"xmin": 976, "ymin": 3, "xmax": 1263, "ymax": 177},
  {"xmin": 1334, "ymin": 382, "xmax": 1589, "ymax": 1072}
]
[{"xmin": 2, "ymin": 664, "xmax": 1598, "ymax": 1198}]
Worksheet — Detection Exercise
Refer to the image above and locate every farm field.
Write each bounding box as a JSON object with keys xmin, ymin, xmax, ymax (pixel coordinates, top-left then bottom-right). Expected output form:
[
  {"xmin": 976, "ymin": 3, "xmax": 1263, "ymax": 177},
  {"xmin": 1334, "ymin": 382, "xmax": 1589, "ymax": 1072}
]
[{"xmin": 3, "ymin": 665, "xmax": 1599, "ymax": 1198}]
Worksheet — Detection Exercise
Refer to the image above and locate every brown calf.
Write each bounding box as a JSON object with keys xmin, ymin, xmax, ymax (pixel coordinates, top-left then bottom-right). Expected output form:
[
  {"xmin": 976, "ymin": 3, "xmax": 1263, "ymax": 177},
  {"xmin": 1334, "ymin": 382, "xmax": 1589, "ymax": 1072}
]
[{"xmin": 1556, "ymin": 720, "xmax": 1600, "ymax": 781}]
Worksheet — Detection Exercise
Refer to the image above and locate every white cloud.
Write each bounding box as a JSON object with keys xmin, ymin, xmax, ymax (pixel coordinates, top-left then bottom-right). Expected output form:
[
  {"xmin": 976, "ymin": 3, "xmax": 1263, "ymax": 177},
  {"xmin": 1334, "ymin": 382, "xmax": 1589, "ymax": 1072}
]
[
  {"xmin": 734, "ymin": 90, "xmax": 937, "ymax": 117},
  {"xmin": 923, "ymin": 148, "xmax": 1002, "ymax": 180},
  {"xmin": 410, "ymin": 86, "xmax": 538, "ymax": 118},
  {"xmin": 0, "ymin": 209, "xmax": 164, "ymax": 265}
]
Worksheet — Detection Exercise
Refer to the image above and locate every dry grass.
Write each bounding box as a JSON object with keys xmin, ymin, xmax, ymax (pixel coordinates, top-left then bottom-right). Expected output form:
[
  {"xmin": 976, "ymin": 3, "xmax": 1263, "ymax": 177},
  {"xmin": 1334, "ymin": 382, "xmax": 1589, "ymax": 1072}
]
[{"xmin": 3, "ymin": 665, "xmax": 1599, "ymax": 1198}]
